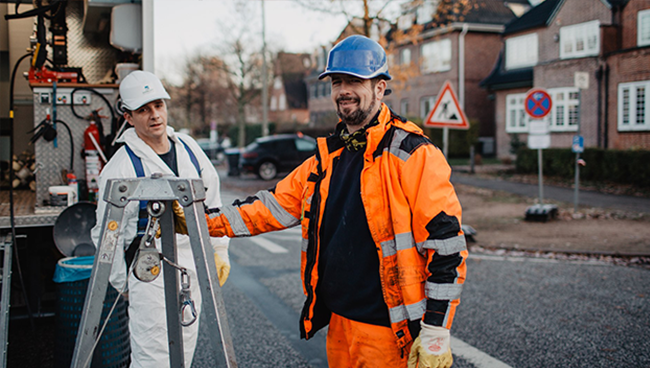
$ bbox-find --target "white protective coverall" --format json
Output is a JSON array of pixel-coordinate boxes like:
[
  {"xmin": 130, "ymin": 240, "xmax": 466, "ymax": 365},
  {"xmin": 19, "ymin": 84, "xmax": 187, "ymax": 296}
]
[{"xmin": 91, "ymin": 126, "xmax": 229, "ymax": 368}]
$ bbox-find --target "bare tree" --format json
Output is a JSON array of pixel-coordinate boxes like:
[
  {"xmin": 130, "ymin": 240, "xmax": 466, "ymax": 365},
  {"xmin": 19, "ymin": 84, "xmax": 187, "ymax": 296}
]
[
  {"xmin": 165, "ymin": 54, "xmax": 233, "ymax": 136},
  {"xmin": 211, "ymin": 0, "xmax": 276, "ymax": 148}
]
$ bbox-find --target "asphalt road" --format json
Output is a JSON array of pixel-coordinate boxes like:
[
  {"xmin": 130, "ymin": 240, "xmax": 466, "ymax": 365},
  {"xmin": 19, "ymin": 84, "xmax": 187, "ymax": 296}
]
[{"xmin": 191, "ymin": 188, "xmax": 650, "ymax": 368}]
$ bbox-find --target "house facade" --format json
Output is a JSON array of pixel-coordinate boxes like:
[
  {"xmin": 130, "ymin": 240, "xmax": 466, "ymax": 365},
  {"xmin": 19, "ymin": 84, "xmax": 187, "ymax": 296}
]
[
  {"xmin": 482, "ymin": 0, "xmax": 650, "ymax": 159},
  {"xmin": 269, "ymin": 52, "xmax": 312, "ymax": 129},
  {"xmin": 384, "ymin": 0, "xmax": 515, "ymax": 156},
  {"xmin": 305, "ymin": 0, "xmax": 515, "ymax": 155}
]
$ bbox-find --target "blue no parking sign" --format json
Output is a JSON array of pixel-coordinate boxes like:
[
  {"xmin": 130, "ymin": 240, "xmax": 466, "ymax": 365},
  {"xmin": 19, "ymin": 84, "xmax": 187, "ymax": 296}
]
[
  {"xmin": 572, "ymin": 135, "xmax": 584, "ymax": 153},
  {"xmin": 525, "ymin": 89, "xmax": 553, "ymax": 119}
]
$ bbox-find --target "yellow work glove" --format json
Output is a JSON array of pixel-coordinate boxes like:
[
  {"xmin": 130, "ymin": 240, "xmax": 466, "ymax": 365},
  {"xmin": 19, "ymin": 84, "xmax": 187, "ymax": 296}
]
[
  {"xmin": 172, "ymin": 200, "xmax": 188, "ymax": 235},
  {"xmin": 408, "ymin": 322, "xmax": 453, "ymax": 368},
  {"xmin": 214, "ymin": 252, "xmax": 230, "ymax": 287},
  {"xmin": 154, "ymin": 201, "xmax": 188, "ymax": 238}
]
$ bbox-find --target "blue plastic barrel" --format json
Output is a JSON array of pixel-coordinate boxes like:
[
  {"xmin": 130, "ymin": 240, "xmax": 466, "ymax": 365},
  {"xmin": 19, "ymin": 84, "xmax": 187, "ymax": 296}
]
[{"xmin": 53, "ymin": 256, "xmax": 130, "ymax": 368}]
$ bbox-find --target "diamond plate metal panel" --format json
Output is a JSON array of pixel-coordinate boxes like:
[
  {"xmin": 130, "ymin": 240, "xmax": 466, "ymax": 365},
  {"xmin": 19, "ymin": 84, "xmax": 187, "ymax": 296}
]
[
  {"xmin": 64, "ymin": 0, "xmax": 121, "ymax": 84},
  {"xmin": 33, "ymin": 87, "xmax": 118, "ymax": 208}
]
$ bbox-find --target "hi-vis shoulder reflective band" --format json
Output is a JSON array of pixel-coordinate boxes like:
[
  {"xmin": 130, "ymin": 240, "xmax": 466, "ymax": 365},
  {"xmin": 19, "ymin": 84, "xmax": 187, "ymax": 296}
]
[{"xmin": 124, "ymin": 138, "xmax": 201, "ymax": 236}]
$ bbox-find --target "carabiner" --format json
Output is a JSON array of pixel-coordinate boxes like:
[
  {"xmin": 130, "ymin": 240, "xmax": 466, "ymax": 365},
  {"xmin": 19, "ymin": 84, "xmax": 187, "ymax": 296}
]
[
  {"xmin": 179, "ymin": 269, "xmax": 197, "ymax": 326},
  {"xmin": 180, "ymin": 299, "xmax": 197, "ymax": 327}
]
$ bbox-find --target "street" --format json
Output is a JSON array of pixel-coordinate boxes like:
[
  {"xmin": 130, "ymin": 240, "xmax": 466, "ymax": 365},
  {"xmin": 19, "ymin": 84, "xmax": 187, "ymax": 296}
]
[{"xmin": 191, "ymin": 189, "xmax": 650, "ymax": 368}]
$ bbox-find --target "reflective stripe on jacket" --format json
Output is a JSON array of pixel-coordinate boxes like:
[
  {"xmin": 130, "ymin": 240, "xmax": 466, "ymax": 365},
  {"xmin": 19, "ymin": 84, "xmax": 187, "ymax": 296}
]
[{"xmin": 207, "ymin": 103, "xmax": 467, "ymax": 348}]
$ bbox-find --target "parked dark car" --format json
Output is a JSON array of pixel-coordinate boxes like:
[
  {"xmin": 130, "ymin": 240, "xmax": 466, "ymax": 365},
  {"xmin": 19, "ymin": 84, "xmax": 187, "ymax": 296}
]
[
  {"xmin": 196, "ymin": 138, "xmax": 225, "ymax": 164},
  {"xmin": 240, "ymin": 133, "xmax": 317, "ymax": 180}
]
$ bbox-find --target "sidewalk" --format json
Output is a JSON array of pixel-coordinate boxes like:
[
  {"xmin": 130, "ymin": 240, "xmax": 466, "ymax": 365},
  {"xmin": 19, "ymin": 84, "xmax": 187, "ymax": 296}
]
[
  {"xmin": 450, "ymin": 171, "xmax": 650, "ymax": 215},
  {"xmin": 217, "ymin": 165, "xmax": 650, "ymax": 260}
]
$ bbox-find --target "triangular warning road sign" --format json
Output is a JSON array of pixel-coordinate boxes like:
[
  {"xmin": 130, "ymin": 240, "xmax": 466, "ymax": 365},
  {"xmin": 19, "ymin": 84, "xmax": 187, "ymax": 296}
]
[{"xmin": 424, "ymin": 81, "xmax": 469, "ymax": 130}]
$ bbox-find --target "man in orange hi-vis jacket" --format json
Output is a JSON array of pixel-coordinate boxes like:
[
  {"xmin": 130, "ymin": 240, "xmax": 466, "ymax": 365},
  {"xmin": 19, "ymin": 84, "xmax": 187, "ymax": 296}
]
[{"xmin": 204, "ymin": 35, "xmax": 467, "ymax": 368}]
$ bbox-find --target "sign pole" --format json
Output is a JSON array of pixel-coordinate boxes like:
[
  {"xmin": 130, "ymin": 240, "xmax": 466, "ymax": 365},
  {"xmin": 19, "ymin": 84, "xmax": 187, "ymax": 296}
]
[
  {"xmin": 538, "ymin": 148, "xmax": 544, "ymax": 205},
  {"xmin": 573, "ymin": 72, "xmax": 588, "ymax": 213},
  {"xmin": 443, "ymin": 127, "xmax": 449, "ymax": 158},
  {"xmin": 574, "ymin": 89, "xmax": 582, "ymax": 212},
  {"xmin": 523, "ymin": 88, "xmax": 557, "ymax": 221}
]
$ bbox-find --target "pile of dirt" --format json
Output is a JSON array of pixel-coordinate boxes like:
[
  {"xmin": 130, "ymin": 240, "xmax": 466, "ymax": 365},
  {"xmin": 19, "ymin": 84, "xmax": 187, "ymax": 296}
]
[{"xmin": 455, "ymin": 183, "xmax": 650, "ymax": 258}]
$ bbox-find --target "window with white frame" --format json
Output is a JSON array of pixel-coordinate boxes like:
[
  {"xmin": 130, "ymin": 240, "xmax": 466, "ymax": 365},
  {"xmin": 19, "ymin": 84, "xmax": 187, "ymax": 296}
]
[
  {"xmin": 420, "ymin": 38, "xmax": 451, "ymax": 73},
  {"xmin": 505, "ymin": 93, "xmax": 529, "ymax": 133},
  {"xmin": 618, "ymin": 80, "xmax": 649, "ymax": 131},
  {"xmin": 505, "ymin": 88, "xmax": 580, "ymax": 133},
  {"xmin": 273, "ymin": 77, "xmax": 282, "ymax": 90},
  {"xmin": 638, "ymin": 9, "xmax": 650, "ymax": 47},
  {"xmin": 560, "ymin": 20, "xmax": 600, "ymax": 59},
  {"xmin": 549, "ymin": 88, "xmax": 580, "ymax": 131},
  {"xmin": 270, "ymin": 96, "xmax": 277, "ymax": 111},
  {"xmin": 420, "ymin": 96, "xmax": 436, "ymax": 119},
  {"xmin": 505, "ymin": 33, "xmax": 538, "ymax": 70},
  {"xmin": 401, "ymin": 48, "xmax": 411, "ymax": 65},
  {"xmin": 401, "ymin": 99, "xmax": 409, "ymax": 116},
  {"xmin": 279, "ymin": 93, "xmax": 287, "ymax": 111}
]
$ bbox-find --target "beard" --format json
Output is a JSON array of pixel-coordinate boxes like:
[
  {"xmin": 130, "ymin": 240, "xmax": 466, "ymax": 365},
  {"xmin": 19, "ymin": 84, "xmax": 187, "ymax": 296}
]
[{"xmin": 336, "ymin": 94, "xmax": 376, "ymax": 128}]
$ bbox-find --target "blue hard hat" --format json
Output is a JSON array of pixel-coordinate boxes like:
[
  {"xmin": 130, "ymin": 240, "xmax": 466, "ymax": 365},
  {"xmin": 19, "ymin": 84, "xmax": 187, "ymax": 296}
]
[{"xmin": 319, "ymin": 35, "xmax": 392, "ymax": 81}]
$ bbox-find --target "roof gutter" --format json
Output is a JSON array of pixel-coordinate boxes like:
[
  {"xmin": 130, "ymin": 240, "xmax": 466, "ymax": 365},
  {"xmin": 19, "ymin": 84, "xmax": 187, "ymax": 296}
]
[
  {"xmin": 459, "ymin": 23, "xmax": 469, "ymax": 109},
  {"xmin": 417, "ymin": 22, "xmax": 504, "ymax": 41}
]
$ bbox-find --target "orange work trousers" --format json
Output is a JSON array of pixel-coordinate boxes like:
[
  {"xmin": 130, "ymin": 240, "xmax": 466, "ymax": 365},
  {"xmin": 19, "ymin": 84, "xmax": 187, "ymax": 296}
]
[{"xmin": 326, "ymin": 313, "xmax": 411, "ymax": 368}]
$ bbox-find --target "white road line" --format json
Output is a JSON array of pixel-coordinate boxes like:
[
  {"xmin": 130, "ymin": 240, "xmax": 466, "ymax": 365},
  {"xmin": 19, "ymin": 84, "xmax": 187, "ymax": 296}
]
[
  {"xmin": 469, "ymin": 253, "xmax": 609, "ymax": 266},
  {"xmin": 452, "ymin": 337, "xmax": 513, "ymax": 368},
  {"xmin": 249, "ymin": 236, "xmax": 289, "ymax": 253}
]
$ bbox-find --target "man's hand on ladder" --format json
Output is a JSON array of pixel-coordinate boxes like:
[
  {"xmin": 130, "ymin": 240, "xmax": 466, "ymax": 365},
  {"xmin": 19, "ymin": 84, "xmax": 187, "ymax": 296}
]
[
  {"xmin": 154, "ymin": 200, "xmax": 188, "ymax": 237},
  {"xmin": 172, "ymin": 200, "xmax": 188, "ymax": 235}
]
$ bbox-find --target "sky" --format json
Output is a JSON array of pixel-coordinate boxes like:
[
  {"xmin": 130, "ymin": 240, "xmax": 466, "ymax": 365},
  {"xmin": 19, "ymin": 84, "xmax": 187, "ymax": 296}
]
[{"xmin": 154, "ymin": 0, "xmax": 403, "ymax": 85}]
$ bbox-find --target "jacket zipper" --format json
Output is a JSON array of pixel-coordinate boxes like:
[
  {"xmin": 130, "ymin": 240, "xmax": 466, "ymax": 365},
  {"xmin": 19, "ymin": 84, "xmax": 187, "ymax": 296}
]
[{"xmin": 299, "ymin": 149, "xmax": 324, "ymax": 339}]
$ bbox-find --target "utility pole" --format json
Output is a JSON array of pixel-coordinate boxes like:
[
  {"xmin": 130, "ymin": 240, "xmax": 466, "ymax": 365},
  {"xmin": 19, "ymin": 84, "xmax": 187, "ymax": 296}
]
[{"xmin": 261, "ymin": 0, "xmax": 269, "ymax": 137}]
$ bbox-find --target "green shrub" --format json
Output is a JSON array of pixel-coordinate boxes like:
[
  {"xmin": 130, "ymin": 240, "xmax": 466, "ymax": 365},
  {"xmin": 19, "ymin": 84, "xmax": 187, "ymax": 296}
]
[{"xmin": 515, "ymin": 148, "xmax": 650, "ymax": 188}]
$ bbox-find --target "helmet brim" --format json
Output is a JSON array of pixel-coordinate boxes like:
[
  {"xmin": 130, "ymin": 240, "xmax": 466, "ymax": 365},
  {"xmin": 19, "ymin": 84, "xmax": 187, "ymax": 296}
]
[
  {"xmin": 318, "ymin": 70, "xmax": 392, "ymax": 81},
  {"xmin": 122, "ymin": 92, "xmax": 171, "ymax": 111}
]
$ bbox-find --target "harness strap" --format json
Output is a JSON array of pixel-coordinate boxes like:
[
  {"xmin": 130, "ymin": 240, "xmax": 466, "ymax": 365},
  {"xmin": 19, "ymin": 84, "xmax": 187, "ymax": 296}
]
[{"xmin": 124, "ymin": 137, "xmax": 201, "ymax": 237}]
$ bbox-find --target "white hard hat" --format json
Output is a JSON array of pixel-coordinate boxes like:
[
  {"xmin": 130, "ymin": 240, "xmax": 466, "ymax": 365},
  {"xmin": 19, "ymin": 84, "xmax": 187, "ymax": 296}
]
[{"xmin": 119, "ymin": 70, "xmax": 171, "ymax": 111}]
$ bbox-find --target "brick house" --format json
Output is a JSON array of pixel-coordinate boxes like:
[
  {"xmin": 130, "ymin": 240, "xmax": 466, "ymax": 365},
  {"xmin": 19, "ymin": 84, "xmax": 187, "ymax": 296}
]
[
  {"xmin": 269, "ymin": 52, "xmax": 312, "ymax": 129},
  {"xmin": 481, "ymin": 0, "xmax": 650, "ymax": 160},
  {"xmin": 305, "ymin": 0, "xmax": 515, "ymax": 155},
  {"xmin": 385, "ymin": 0, "xmax": 516, "ymax": 156}
]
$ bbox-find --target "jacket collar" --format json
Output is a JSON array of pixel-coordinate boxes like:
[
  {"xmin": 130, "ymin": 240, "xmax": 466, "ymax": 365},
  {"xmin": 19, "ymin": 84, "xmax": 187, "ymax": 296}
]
[
  {"xmin": 318, "ymin": 103, "xmax": 425, "ymax": 169},
  {"xmin": 117, "ymin": 126, "xmax": 183, "ymax": 176},
  {"xmin": 364, "ymin": 103, "xmax": 424, "ymax": 155}
]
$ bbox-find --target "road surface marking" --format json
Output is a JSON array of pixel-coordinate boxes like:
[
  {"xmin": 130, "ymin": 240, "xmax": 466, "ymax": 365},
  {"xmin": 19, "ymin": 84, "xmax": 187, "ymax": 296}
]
[
  {"xmin": 452, "ymin": 337, "xmax": 513, "ymax": 368},
  {"xmin": 469, "ymin": 253, "xmax": 609, "ymax": 266},
  {"xmin": 249, "ymin": 237, "xmax": 288, "ymax": 253}
]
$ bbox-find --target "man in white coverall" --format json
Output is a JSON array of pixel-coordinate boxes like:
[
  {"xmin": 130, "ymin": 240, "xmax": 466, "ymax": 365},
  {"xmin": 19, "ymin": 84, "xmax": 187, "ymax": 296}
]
[{"xmin": 91, "ymin": 71, "xmax": 230, "ymax": 367}]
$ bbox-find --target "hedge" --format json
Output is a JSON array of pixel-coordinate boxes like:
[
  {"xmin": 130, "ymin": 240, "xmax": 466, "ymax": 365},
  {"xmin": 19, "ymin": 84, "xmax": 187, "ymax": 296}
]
[{"xmin": 515, "ymin": 147, "xmax": 650, "ymax": 188}]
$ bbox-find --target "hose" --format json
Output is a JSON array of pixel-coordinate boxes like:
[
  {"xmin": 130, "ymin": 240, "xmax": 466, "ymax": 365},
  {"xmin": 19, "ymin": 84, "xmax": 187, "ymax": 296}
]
[
  {"xmin": 70, "ymin": 87, "xmax": 117, "ymax": 156},
  {"xmin": 55, "ymin": 120, "xmax": 74, "ymax": 172},
  {"xmin": 7, "ymin": 53, "xmax": 36, "ymax": 329}
]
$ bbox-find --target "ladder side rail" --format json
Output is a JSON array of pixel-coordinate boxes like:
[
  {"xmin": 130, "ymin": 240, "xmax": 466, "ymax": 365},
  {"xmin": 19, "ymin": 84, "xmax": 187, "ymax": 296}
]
[
  {"xmin": 181, "ymin": 181, "xmax": 237, "ymax": 368},
  {"xmin": 0, "ymin": 235, "xmax": 13, "ymax": 368},
  {"xmin": 159, "ymin": 203, "xmax": 185, "ymax": 367},
  {"xmin": 71, "ymin": 178, "xmax": 130, "ymax": 368}
]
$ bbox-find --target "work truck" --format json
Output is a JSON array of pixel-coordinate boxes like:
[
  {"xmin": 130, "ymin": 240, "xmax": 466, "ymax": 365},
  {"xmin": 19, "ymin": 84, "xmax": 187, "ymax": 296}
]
[{"xmin": 1, "ymin": 1, "xmax": 157, "ymax": 365}]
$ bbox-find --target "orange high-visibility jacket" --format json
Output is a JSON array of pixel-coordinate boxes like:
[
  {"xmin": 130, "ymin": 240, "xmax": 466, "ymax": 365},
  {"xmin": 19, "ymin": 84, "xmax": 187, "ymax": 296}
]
[{"xmin": 207, "ymin": 104, "xmax": 468, "ymax": 349}]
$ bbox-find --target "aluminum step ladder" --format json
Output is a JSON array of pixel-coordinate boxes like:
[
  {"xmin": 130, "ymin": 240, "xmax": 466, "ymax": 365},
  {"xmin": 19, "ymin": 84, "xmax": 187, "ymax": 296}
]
[
  {"xmin": 0, "ymin": 233, "xmax": 13, "ymax": 368},
  {"xmin": 70, "ymin": 176, "xmax": 237, "ymax": 368}
]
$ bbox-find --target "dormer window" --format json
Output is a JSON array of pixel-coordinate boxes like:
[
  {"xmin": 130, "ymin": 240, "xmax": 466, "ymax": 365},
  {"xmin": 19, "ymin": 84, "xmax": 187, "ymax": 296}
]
[
  {"xmin": 560, "ymin": 20, "xmax": 600, "ymax": 59},
  {"xmin": 420, "ymin": 38, "xmax": 451, "ymax": 73},
  {"xmin": 639, "ymin": 9, "xmax": 650, "ymax": 47},
  {"xmin": 505, "ymin": 33, "xmax": 538, "ymax": 70}
]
